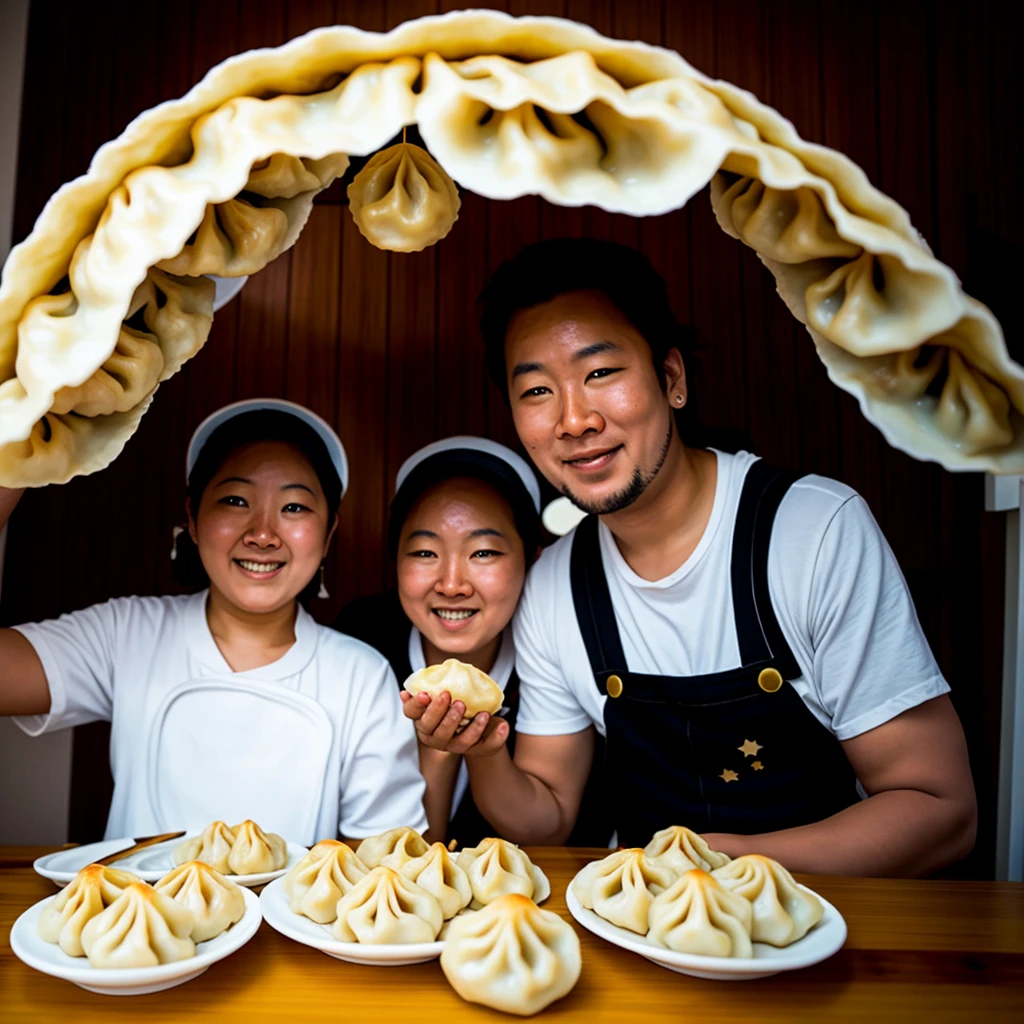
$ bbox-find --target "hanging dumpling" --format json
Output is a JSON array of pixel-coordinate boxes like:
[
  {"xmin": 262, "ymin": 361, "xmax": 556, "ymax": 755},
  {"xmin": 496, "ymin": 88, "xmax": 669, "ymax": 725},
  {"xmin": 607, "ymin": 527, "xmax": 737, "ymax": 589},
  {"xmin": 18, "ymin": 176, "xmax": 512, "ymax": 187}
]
[
  {"xmin": 80, "ymin": 882, "xmax": 196, "ymax": 968},
  {"xmin": 643, "ymin": 825, "xmax": 731, "ymax": 875},
  {"xmin": 347, "ymin": 141, "xmax": 460, "ymax": 253},
  {"xmin": 399, "ymin": 842, "xmax": 473, "ymax": 919},
  {"xmin": 647, "ymin": 870, "xmax": 753, "ymax": 958},
  {"xmin": 355, "ymin": 827, "xmax": 429, "ymax": 870},
  {"xmin": 173, "ymin": 821, "xmax": 237, "ymax": 874},
  {"xmin": 154, "ymin": 861, "xmax": 246, "ymax": 943},
  {"xmin": 37, "ymin": 863, "xmax": 140, "ymax": 957},
  {"xmin": 571, "ymin": 847, "xmax": 677, "ymax": 935},
  {"xmin": 332, "ymin": 866, "xmax": 443, "ymax": 944},
  {"xmin": 457, "ymin": 837, "xmax": 550, "ymax": 909},
  {"xmin": 228, "ymin": 820, "xmax": 288, "ymax": 874},
  {"xmin": 283, "ymin": 839, "xmax": 370, "ymax": 923},
  {"xmin": 711, "ymin": 854, "xmax": 824, "ymax": 946},
  {"xmin": 404, "ymin": 659, "xmax": 503, "ymax": 728},
  {"xmin": 440, "ymin": 894, "xmax": 582, "ymax": 1016}
]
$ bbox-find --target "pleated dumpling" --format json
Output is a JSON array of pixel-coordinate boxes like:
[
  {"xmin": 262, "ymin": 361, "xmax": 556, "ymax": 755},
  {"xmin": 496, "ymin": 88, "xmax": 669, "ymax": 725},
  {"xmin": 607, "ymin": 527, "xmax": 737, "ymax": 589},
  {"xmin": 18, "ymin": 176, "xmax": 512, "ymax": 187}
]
[
  {"xmin": 332, "ymin": 866, "xmax": 443, "ymax": 944},
  {"xmin": 571, "ymin": 848, "xmax": 677, "ymax": 935},
  {"xmin": 228, "ymin": 820, "xmax": 288, "ymax": 874},
  {"xmin": 37, "ymin": 864, "xmax": 139, "ymax": 957},
  {"xmin": 404, "ymin": 659, "xmax": 503, "ymax": 727},
  {"xmin": 173, "ymin": 821, "xmax": 236, "ymax": 874},
  {"xmin": 644, "ymin": 825, "xmax": 731, "ymax": 875},
  {"xmin": 458, "ymin": 838, "xmax": 550, "ymax": 909},
  {"xmin": 348, "ymin": 142, "xmax": 461, "ymax": 253},
  {"xmin": 647, "ymin": 870, "xmax": 753, "ymax": 958},
  {"xmin": 440, "ymin": 894, "xmax": 582, "ymax": 1016},
  {"xmin": 154, "ymin": 861, "xmax": 246, "ymax": 943},
  {"xmin": 399, "ymin": 842, "xmax": 472, "ymax": 919},
  {"xmin": 283, "ymin": 839, "xmax": 370, "ymax": 923},
  {"xmin": 711, "ymin": 854, "xmax": 824, "ymax": 946},
  {"xmin": 355, "ymin": 827, "xmax": 429, "ymax": 870},
  {"xmin": 81, "ymin": 882, "xmax": 196, "ymax": 968}
]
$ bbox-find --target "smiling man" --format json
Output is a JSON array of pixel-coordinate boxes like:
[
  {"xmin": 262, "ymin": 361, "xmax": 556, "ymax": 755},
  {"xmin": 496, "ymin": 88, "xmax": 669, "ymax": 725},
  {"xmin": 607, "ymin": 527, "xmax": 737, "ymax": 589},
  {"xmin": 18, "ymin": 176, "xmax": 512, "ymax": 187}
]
[{"xmin": 404, "ymin": 238, "xmax": 978, "ymax": 878}]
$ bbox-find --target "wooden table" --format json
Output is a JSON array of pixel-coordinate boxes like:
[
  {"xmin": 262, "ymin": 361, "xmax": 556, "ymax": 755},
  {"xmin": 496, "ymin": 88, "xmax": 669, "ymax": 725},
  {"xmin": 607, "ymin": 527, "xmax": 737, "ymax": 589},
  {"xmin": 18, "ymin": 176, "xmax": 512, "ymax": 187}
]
[{"xmin": 2, "ymin": 846, "xmax": 1023, "ymax": 1022}]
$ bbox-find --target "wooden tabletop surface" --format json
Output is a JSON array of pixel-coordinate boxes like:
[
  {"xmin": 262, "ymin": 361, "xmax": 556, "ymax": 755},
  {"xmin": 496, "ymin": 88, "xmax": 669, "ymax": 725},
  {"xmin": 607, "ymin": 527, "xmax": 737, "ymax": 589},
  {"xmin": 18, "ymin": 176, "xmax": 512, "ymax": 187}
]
[{"xmin": 2, "ymin": 845, "xmax": 1023, "ymax": 1022}]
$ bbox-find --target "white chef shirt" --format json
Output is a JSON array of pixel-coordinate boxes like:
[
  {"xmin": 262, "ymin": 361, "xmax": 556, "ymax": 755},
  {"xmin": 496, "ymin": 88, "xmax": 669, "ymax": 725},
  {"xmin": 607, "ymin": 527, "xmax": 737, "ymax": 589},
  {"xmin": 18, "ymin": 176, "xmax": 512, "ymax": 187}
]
[
  {"xmin": 12, "ymin": 591, "xmax": 427, "ymax": 841},
  {"xmin": 406, "ymin": 624, "xmax": 516, "ymax": 817},
  {"xmin": 513, "ymin": 451, "xmax": 949, "ymax": 741}
]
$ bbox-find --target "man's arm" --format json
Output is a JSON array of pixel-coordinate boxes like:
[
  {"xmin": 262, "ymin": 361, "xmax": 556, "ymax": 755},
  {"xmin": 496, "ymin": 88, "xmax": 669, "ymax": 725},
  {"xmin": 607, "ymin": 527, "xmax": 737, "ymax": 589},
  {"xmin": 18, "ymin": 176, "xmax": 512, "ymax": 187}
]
[
  {"xmin": 401, "ymin": 689, "xmax": 595, "ymax": 844},
  {"xmin": 703, "ymin": 696, "xmax": 976, "ymax": 876}
]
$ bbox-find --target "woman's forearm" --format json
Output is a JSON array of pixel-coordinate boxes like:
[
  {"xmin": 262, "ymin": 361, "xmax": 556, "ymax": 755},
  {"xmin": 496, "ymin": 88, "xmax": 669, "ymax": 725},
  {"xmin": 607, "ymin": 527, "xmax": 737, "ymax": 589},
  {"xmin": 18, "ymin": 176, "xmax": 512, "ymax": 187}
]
[
  {"xmin": 704, "ymin": 788, "xmax": 977, "ymax": 877},
  {"xmin": 0, "ymin": 487, "xmax": 24, "ymax": 532},
  {"xmin": 418, "ymin": 747, "xmax": 461, "ymax": 844},
  {"xmin": 465, "ymin": 746, "xmax": 572, "ymax": 845}
]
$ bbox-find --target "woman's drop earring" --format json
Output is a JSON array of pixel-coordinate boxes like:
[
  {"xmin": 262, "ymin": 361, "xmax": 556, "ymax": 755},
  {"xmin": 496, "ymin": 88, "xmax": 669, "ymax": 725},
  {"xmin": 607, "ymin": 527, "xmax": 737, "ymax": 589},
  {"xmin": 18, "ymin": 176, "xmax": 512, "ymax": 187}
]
[{"xmin": 317, "ymin": 563, "xmax": 330, "ymax": 600}]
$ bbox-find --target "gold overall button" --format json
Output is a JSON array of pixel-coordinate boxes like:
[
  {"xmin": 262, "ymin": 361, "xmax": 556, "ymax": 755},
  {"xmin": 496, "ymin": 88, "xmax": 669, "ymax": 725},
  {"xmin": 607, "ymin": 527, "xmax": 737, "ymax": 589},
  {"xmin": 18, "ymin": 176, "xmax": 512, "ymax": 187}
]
[
  {"xmin": 758, "ymin": 667, "xmax": 783, "ymax": 693},
  {"xmin": 607, "ymin": 674, "xmax": 624, "ymax": 698}
]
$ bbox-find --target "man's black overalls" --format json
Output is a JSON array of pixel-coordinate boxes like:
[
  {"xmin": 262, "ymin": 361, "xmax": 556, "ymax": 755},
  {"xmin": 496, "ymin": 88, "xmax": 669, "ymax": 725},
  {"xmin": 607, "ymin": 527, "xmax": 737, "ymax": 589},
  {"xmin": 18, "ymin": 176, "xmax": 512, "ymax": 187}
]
[{"xmin": 569, "ymin": 459, "xmax": 861, "ymax": 849}]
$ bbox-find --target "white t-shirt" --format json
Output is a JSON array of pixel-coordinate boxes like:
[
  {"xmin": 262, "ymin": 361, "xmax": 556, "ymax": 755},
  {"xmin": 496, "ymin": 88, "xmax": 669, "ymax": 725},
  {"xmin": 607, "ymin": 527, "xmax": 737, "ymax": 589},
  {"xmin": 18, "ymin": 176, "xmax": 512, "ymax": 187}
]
[
  {"xmin": 513, "ymin": 451, "xmax": 949, "ymax": 742},
  {"xmin": 13, "ymin": 591, "xmax": 427, "ymax": 842},
  {"xmin": 406, "ymin": 624, "xmax": 516, "ymax": 818}
]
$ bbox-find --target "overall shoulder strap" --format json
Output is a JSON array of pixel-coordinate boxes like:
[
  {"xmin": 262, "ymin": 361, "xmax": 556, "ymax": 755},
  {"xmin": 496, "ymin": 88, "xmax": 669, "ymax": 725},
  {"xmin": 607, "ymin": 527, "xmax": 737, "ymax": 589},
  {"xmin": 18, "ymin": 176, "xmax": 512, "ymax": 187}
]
[
  {"xmin": 570, "ymin": 516, "xmax": 627, "ymax": 686},
  {"xmin": 730, "ymin": 459, "xmax": 803, "ymax": 678}
]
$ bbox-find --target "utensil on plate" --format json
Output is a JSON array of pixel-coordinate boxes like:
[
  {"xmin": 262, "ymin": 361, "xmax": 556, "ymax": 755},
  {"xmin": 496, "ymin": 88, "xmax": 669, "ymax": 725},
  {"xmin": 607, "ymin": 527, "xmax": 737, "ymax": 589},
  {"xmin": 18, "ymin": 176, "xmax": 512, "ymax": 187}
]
[{"xmin": 93, "ymin": 831, "xmax": 185, "ymax": 866}]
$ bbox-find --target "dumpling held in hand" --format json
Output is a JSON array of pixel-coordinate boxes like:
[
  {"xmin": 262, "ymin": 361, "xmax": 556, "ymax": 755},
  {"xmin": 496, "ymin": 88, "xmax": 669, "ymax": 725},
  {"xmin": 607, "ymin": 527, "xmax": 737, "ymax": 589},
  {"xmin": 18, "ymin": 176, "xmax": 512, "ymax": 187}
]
[
  {"xmin": 404, "ymin": 659, "xmax": 503, "ymax": 728},
  {"xmin": 441, "ymin": 894, "xmax": 582, "ymax": 1016},
  {"xmin": 81, "ymin": 882, "xmax": 196, "ymax": 968}
]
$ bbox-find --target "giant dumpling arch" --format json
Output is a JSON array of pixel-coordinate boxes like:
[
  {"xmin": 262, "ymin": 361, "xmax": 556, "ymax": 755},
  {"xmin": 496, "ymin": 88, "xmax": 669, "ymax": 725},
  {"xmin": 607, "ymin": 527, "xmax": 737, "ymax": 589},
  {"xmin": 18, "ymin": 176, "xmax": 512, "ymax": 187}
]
[{"xmin": 1, "ymin": 9, "xmax": 1021, "ymax": 486}]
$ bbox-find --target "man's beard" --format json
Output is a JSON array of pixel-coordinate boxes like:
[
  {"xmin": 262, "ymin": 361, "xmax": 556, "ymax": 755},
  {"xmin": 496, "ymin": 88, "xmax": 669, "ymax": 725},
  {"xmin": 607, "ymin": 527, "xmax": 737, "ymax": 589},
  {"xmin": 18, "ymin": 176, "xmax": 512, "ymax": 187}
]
[{"xmin": 561, "ymin": 416, "xmax": 674, "ymax": 516}]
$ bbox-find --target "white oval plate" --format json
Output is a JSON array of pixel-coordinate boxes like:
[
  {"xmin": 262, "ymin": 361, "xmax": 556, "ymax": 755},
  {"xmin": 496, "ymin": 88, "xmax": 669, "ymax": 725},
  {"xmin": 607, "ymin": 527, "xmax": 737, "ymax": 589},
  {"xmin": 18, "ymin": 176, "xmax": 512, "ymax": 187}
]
[
  {"xmin": 566, "ymin": 874, "xmax": 846, "ymax": 981},
  {"xmin": 259, "ymin": 876, "xmax": 444, "ymax": 966},
  {"xmin": 34, "ymin": 837, "xmax": 308, "ymax": 888},
  {"xmin": 9, "ymin": 885, "xmax": 262, "ymax": 995}
]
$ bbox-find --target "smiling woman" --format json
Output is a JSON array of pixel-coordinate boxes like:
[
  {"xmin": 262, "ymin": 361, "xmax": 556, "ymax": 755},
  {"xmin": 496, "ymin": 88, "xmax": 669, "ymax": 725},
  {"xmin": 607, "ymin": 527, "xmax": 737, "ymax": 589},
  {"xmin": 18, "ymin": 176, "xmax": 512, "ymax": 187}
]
[{"xmin": 0, "ymin": 399, "xmax": 428, "ymax": 845}]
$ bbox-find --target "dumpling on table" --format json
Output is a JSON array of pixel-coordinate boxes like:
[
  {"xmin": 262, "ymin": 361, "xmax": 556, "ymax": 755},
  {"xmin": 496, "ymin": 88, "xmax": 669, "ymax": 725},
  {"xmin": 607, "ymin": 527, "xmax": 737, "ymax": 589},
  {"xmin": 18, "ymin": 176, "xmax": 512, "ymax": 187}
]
[
  {"xmin": 228, "ymin": 820, "xmax": 287, "ymax": 874},
  {"xmin": 399, "ymin": 842, "xmax": 472, "ymax": 919},
  {"xmin": 154, "ymin": 861, "xmax": 246, "ymax": 943},
  {"xmin": 458, "ymin": 837, "xmax": 550, "ymax": 909},
  {"xmin": 332, "ymin": 866, "xmax": 443, "ymax": 944},
  {"xmin": 37, "ymin": 864, "xmax": 139, "ymax": 956},
  {"xmin": 173, "ymin": 821, "xmax": 236, "ymax": 874},
  {"xmin": 81, "ymin": 882, "xmax": 196, "ymax": 968},
  {"xmin": 403, "ymin": 659, "xmax": 503, "ymax": 728},
  {"xmin": 647, "ymin": 870, "xmax": 753, "ymax": 958},
  {"xmin": 440, "ymin": 894, "xmax": 582, "ymax": 1016},
  {"xmin": 711, "ymin": 854, "xmax": 824, "ymax": 946},
  {"xmin": 643, "ymin": 825, "xmax": 731, "ymax": 875},
  {"xmin": 284, "ymin": 839, "xmax": 370, "ymax": 923},
  {"xmin": 355, "ymin": 826, "xmax": 429, "ymax": 870},
  {"xmin": 571, "ymin": 848, "xmax": 677, "ymax": 935}
]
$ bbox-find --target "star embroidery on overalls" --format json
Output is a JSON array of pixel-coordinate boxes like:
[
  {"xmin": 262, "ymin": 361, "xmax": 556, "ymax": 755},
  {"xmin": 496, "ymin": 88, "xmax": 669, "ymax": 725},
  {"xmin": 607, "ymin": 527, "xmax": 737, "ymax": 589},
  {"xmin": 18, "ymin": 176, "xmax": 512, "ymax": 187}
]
[
  {"xmin": 738, "ymin": 739, "xmax": 762, "ymax": 758},
  {"xmin": 720, "ymin": 769, "xmax": 739, "ymax": 783},
  {"xmin": 751, "ymin": 761, "xmax": 764, "ymax": 771}
]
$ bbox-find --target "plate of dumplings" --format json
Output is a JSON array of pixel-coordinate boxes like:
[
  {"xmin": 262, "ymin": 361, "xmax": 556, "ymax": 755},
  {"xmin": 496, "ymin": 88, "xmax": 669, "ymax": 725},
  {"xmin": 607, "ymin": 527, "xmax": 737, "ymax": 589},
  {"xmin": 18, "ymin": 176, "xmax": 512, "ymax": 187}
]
[
  {"xmin": 10, "ymin": 861, "xmax": 262, "ymax": 995},
  {"xmin": 567, "ymin": 826, "xmax": 847, "ymax": 981},
  {"xmin": 34, "ymin": 819, "xmax": 307, "ymax": 887},
  {"xmin": 260, "ymin": 828, "xmax": 553, "ymax": 967}
]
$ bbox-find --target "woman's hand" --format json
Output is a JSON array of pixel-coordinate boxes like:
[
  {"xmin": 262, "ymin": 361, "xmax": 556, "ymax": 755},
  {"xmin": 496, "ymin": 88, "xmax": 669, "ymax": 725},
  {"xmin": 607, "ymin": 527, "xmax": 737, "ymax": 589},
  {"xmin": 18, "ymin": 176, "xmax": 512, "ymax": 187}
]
[{"xmin": 400, "ymin": 689, "xmax": 509, "ymax": 757}]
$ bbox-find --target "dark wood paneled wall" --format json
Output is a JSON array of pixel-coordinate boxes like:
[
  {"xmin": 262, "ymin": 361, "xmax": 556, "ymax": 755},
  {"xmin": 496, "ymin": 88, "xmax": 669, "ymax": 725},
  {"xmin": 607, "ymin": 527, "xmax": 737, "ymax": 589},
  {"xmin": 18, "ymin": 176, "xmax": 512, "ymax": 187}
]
[{"xmin": 2, "ymin": 0, "xmax": 1018, "ymax": 876}]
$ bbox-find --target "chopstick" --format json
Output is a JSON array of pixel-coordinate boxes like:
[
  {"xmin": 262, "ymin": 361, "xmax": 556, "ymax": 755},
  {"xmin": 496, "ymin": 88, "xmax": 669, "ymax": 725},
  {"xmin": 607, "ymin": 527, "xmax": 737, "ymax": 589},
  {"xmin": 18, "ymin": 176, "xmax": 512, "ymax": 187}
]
[{"xmin": 93, "ymin": 831, "xmax": 186, "ymax": 866}]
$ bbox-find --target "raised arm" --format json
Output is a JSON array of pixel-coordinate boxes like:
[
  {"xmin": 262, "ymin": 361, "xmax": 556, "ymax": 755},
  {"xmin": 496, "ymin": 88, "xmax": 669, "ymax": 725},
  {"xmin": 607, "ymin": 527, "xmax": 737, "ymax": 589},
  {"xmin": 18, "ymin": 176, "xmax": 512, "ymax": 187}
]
[{"xmin": 0, "ymin": 487, "xmax": 51, "ymax": 716}]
